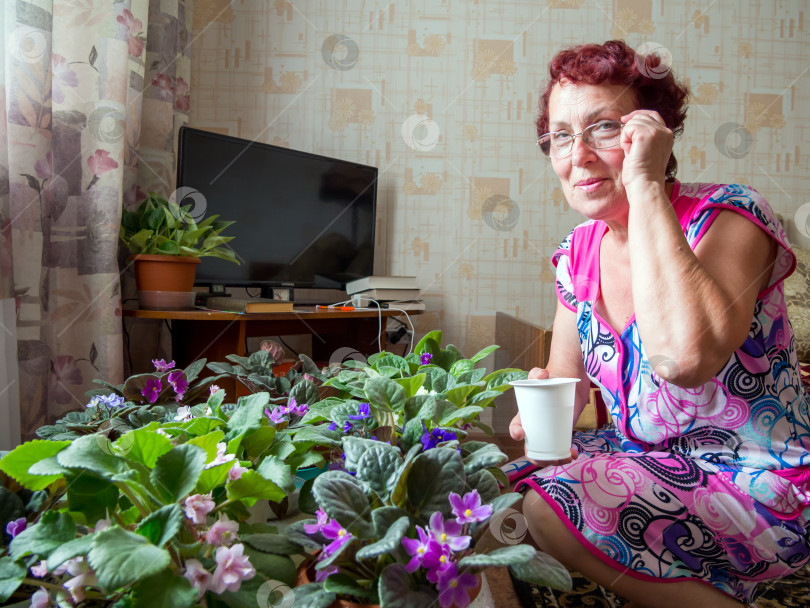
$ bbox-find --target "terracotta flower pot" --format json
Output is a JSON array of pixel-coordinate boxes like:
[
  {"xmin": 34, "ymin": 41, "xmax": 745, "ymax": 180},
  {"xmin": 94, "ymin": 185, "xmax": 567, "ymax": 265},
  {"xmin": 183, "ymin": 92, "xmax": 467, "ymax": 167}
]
[
  {"xmin": 295, "ymin": 560, "xmax": 487, "ymax": 608},
  {"xmin": 132, "ymin": 254, "xmax": 200, "ymax": 292}
]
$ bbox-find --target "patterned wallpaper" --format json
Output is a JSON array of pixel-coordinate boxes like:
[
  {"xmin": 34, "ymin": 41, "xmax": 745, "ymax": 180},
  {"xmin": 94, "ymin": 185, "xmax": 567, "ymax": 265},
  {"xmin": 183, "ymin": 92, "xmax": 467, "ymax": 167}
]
[{"xmin": 188, "ymin": 0, "xmax": 809, "ymax": 361}]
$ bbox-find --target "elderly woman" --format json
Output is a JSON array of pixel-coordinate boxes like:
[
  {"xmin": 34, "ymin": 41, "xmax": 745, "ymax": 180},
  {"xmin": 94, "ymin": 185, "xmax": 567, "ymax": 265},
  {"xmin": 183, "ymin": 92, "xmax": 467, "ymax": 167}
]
[{"xmin": 510, "ymin": 40, "xmax": 810, "ymax": 607}]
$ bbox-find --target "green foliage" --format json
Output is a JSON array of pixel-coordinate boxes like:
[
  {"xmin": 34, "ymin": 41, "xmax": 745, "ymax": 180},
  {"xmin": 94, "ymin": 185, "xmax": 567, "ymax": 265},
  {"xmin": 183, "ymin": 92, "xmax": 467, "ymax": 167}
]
[{"xmin": 120, "ymin": 191, "xmax": 239, "ymax": 262}]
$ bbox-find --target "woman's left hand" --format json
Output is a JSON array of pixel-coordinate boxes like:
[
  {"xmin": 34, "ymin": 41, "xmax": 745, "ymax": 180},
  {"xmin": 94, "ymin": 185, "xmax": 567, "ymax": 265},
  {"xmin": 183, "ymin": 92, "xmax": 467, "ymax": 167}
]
[{"xmin": 619, "ymin": 109, "xmax": 673, "ymax": 192}]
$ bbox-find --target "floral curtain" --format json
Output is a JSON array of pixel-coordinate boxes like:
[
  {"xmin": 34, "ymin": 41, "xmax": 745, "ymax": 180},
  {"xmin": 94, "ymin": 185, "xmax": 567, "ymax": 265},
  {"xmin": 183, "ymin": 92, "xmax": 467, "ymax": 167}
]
[{"xmin": 0, "ymin": 0, "xmax": 192, "ymax": 444}]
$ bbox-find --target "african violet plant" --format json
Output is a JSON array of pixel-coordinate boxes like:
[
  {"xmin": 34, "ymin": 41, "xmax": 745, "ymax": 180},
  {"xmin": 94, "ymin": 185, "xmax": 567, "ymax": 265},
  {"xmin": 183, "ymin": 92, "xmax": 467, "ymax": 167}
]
[
  {"xmin": 0, "ymin": 388, "xmax": 333, "ymax": 607},
  {"xmin": 262, "ymin": 438, "xmax": 572, "ymax": 607}
]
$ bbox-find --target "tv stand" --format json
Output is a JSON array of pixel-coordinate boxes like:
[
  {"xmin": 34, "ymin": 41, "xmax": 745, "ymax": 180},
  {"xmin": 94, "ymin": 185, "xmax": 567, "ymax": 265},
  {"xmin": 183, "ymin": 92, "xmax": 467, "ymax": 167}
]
[{"xmin": 123, "ymin": 306, "xmax": 418, "ymax": 384}]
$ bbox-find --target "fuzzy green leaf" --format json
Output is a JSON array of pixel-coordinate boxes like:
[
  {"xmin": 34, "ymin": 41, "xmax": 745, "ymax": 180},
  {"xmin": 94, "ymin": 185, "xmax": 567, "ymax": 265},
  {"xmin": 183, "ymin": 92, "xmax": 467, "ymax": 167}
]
[
  {"xmin": 257, "ymin": 455, "xmax": 295, "ymax": 493},
  {"xmin": 311, "ymin": 471, "xmax": 374, "ymax": 538},
  {"xmin": 363, "ymin": 376, "xmax": 406, "ymax": 413},
  {"xmin": 130, "ymin": 567, "xmax": 197, "ymax": 608},
  {"xmin": 462, "ymin": 443, "xmax": 509, "ymax": 475},
  {"xmin": 509, "ymin": 551, "xmax": 573, "ymax": 590},
  {"xmin": 56, "ymin": 434, "xmax": 128, "ymax": 478},
  {"xmin": 226, "ymin": 470, "xmax": 285, "ymax": 504},
  {"xmin": 458, "ymin": 544, "xmax": 536, "ymax": 568},
  {"xmin": 0, "ymin": 557, "xmax": 26, "ymax": 602},
  {"xmin": 0, "ymin": 440, "xmax": 70, "ymax": 490},
  {"xmin": 136, "ymin": 504, "xmax": 183, "ymax": 547},
  {"xmin": 406, "ymin": 447, "xmax": 466, "ymax": 517},
  {"xmin": 88, "ymin": 526, "xmax": 171, "ymax": 590},
  {"xmin": 354, "ymin": 445, "xmax": 402, "ymax": 501},
  {"xmin": 242, "ymin": 533, "xmax": 302, "ymax": 555},
  {"xmin": 46, "ymin": 534, "xmax": 95, "ymax": 572},
  {"xmin": 9, "ymin": 510, "xmax": 76, "ymax": 560},
  {"xmin": 356, "ymin": 516, "xmax": 409, "ymax": 560},
  {"xmin": 119, "ymin": 425, "xmax": 173, "ymax": 468},
  {"xmin": 378, "ymin": 563, "xmax": 436, "ymax": 608},
  {"xmin": 150, "ymin": 444, "xmax": 207, "ymax": 503},
  {"xmin": 65, "ymin": 471, "xmax": 119, "ymax": 523},
  {"xmin": 225, "ymin": 393, "xmax": 270, "ymax": 439}
]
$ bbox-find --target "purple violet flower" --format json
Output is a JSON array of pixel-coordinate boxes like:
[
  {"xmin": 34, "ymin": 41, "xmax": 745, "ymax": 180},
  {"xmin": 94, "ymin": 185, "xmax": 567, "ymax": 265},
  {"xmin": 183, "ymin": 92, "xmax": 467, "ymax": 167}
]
[
  {"xmin": 267, "ymin": 407, "xmax": 286, "ymax": 424},
  {"xmin": 420, "ymin": 352, "xmax": 433, "ymax": 365},
  {"xmin": 5, "ymin": 517, "xmax": 26, "ymax": 538},
  {"xmin": 343, "ymin": 420, "xmax": 353, "ymax": 433},
  {"xmin": 348, "ymin": 402, "xmax": 371, "ymax": 420},
  {"xmin": 99, "ymin": 394, "xmax": 125, "ymax": 407},
  {"xmin": 424, "ymin": 542, "xmax": 453, "ymax": 583},
  {"xmin": 428, "ymin": 511, "xmax": 470, "ymax": 551},
  {"xmin": 437, "ymin": 562, "xmax": 478, "ymax": 608},
  {"xmin": 304, "ymin": 508, "xmax": 329, "ymax": 535},
  {"xmin": 402, "ymin": 526, "xmax": 443, "ymax": 573},
  {"xmin": 328, "ymin": 421, "xmax": 337, "ymax": 431},
  {"xmin": 449, "ymin": 490, "xmax": 493, "ymax": 524},
  {"xmin": 142, "ymin": 377, "xmax": 161, "ymax": 403},
  {"xmin": 421, "ymin": 425, "xmax": 457, "ymax": 451},
  {"xmin": 152, "ymin": 359, "xmax": 175, "ymax": 372},
  {"xmin": 315, "ymin": 565, "xmax": 339, "ymax": 582},
  {"xmin": 321, "ymin": 519, "xmax": 354, "ymax": 556},
  {"xmin": 167, "ymin": 370, "xmax": 188, "ymax": 401}
]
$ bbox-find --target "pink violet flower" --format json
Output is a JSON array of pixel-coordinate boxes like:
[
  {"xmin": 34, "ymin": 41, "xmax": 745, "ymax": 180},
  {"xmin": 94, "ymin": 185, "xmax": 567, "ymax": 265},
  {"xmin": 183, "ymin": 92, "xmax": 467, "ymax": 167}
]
[
  {"xmin": 428, "ymin": 511, "xmax": 470, "ymax": 551},
  {"xmin": 152, "ymin": 358, "xmax": 175, "ymax": 372},
  {"xmin": 207, "ymin": 517, "xmax": 239, "ymax": 547},
  {"xmin": 209, "ymin": 384, "xmax": 221, "ymax": 395},
  {"xmin": 449, "ymin": 490, "xmax": 492, "ymax": 524},
  {"xmin": 30, "ymin": 588, "xmax": 50, "ymax": 608},
  {"xmin": 30, "ymin": 561, "xmax": 48, "ymax": 578},
  {"xmin": 315, "ymin": 564, "xmax": 339, "ymax": 582},
  {"xmin": 437, "ymin": 562, "xmax": 478, "ymax": 608},
  {"xmin": 142, "ymin": 377, "xmax": 161, "ymax": 403},
  {"xmin": 205, "ymin": 442, "xmax": 236, "ymax": 470},
  {"xmin": 5, "ymin": 517, "xmax": 26, "ymax": 538},
  {"xmin": 184, "ymin": 493, "xmax": 215, "ymax": 524},
  {"xmin": 304, "ymin": 508, "xmax": 329, "ymax": 534},
  {"xmin": 211, "ymin": 543, "xmax": 255, "ymax": 594},
  {"xmin": 424, "ymin": 542, "xmax": 453, "ymax": 583},
  {"xmin": 167, "ymin": 369, "xmax": 188, "ymax": 401},
  {"xmin": 228, "ymin": 463, "xmax": 248, "ymax": 481},
  {"xmin": 63, "ymin": 558, "xmax": 97, "ymax": 604},
  {"xmin": 183, "ymin": 559, "xmax": 211, "ymax": 599}
]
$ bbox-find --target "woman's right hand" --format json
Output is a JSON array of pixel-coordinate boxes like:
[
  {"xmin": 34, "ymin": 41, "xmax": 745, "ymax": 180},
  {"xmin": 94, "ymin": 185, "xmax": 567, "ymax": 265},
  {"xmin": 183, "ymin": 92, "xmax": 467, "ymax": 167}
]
[{"xmin": 508, "ymin": 367, "xmax": 576, "ymax": 466}]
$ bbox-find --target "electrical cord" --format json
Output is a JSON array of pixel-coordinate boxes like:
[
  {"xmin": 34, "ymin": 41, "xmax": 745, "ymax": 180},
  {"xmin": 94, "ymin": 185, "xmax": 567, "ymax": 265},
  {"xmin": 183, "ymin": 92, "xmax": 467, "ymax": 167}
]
[{"xmin": 278, "ymin": 336, "xmax": 299, "ymax": 357}]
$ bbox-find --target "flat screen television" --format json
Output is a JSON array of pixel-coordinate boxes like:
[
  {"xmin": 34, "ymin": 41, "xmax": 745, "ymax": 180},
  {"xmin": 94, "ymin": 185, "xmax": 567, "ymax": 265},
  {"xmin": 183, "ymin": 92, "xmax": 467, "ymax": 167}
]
[{"xmin": 176, "ymin": 126, "xmax": 377, "ymax": 298}]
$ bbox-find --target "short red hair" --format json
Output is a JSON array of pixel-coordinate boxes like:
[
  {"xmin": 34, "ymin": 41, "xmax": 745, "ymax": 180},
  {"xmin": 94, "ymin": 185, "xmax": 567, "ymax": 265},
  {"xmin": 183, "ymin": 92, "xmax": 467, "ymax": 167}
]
[{"xmin": 536, "ymin": 40, "xmax": 690, "ymax": 180}]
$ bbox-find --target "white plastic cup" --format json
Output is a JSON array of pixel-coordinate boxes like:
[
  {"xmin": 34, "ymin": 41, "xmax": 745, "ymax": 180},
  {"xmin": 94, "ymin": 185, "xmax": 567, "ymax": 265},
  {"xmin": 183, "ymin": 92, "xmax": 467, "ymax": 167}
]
[{"xmin": 509, "ymin": 378, "xmax": 581, "ymax": 460}]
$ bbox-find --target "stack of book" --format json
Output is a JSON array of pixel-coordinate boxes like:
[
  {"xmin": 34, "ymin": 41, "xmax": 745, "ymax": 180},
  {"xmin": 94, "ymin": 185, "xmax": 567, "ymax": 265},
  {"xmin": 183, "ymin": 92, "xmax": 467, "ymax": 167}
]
[{"xmin": 346, "ymin": 276, "xmax": 424, "ymax": 311}]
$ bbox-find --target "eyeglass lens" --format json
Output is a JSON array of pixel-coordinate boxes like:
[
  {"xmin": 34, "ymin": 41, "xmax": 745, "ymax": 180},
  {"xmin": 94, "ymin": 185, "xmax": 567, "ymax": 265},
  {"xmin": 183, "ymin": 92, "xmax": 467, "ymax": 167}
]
[{"xmin": 539, "ymin": 121, "xmax": 622, "ymax": 158}]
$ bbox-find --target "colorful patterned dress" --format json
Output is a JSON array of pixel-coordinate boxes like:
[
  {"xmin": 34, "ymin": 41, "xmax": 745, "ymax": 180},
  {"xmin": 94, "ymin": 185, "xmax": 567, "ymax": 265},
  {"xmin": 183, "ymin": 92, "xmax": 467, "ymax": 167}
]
[{"xmin": 516, "ymin": 182, "xmax": 810, "ymax": 602}]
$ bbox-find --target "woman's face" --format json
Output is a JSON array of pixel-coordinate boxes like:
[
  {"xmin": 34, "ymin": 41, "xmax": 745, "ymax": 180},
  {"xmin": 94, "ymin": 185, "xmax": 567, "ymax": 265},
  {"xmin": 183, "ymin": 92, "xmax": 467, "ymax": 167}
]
[{"xmin": 547, "ymin": 81, "xmax": 639, "ymax": 223}]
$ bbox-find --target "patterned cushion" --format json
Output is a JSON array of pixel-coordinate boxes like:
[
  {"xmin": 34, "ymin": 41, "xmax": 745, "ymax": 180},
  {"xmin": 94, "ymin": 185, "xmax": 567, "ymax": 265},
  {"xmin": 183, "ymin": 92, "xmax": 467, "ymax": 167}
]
[{"xmin": 784, "ymin": 247, "xmax": 810, "ymax": 362}]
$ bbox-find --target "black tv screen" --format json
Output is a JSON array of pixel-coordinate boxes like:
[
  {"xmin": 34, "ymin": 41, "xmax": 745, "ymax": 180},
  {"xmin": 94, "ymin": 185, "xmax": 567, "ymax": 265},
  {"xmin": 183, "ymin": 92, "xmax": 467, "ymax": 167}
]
[{"xmin": 176, "ymin": 127, "xmax": 377, "ymax": 292}]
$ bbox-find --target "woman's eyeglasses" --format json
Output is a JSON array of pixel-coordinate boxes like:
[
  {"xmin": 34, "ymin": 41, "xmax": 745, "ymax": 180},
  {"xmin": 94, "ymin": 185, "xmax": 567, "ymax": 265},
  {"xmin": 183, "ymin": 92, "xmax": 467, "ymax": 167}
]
[{"xmin": 537, "ymin": 120, "xmax": 624, "ymax": 158}]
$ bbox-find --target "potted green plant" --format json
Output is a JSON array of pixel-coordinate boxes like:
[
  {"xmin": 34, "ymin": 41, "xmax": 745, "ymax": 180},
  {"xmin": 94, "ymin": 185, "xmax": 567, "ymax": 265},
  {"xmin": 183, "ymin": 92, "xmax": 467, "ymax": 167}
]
[
  {"xmin": 0, "ymin": 382, "xmax": 334, "ymax": 607},
  {"xmin": 119, "ymin": 192, "xmax": 239, "ymax": 302}
]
